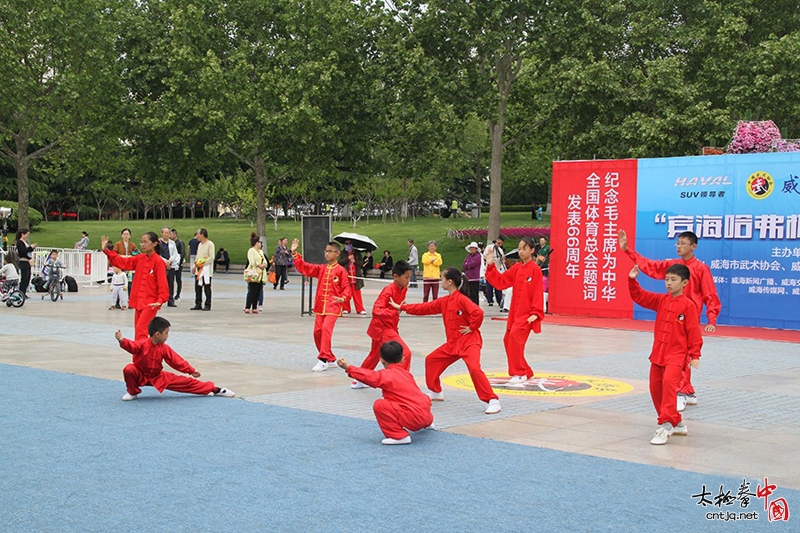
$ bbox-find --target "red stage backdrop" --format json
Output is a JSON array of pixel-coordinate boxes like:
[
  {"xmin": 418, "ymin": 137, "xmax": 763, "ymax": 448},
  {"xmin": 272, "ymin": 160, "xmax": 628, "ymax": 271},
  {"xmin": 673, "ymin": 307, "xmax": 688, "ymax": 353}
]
[{"xmin": 550, "ymin": 160, "xmax": 638, "ymax": 317}]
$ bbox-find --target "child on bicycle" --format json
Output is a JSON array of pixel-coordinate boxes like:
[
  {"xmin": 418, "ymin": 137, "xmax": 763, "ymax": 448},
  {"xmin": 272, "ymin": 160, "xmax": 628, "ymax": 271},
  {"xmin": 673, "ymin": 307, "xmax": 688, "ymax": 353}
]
[
  {"xmin": 43, "ymin": 250, "xmax": 63, "ymax": 290},
  {"xmin": 0, "ymin": 262, "xmax": 20, "ymax": 300}
]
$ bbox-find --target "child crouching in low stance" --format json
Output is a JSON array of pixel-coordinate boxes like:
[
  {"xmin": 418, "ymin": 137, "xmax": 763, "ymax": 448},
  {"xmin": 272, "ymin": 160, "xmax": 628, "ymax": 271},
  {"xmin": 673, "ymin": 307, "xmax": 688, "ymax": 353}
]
[
  {"xmin": 628, "ymin": 264, "xmax": 702, "ymax": 445},
  {"xmin": 338, "ymin": 341, "xmax": 434, "ymax": 445},
  {"xmin": 115, "ymin": 316, "xmax": 235, "ymax": 401}
]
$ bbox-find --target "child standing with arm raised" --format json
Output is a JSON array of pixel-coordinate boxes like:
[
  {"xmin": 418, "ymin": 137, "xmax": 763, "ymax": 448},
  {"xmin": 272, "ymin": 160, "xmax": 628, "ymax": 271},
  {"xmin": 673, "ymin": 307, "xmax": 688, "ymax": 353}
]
[{"xmin": 628, "ymin": 264, "xmax": 702, "ymax": 445}]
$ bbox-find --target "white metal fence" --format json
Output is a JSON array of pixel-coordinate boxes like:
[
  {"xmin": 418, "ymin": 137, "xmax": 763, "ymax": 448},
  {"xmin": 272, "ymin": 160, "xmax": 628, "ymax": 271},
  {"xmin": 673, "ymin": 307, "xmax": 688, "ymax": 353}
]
[{"xmin": 32, "ymin": 248, "xmax": 109, "ymax": 284}]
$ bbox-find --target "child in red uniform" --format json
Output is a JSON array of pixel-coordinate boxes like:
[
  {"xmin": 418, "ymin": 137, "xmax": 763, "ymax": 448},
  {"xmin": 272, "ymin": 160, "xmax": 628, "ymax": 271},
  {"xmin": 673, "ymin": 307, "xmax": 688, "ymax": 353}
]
[
  {"xmin": 351, "ymin": 260, "xmax": 414, "ymax": 389},
  {"xmin": 102, "ymin": 232, "xmax": 170, "ymax": 341},
  {"xmin": 341, "ymin": 250, "xmax": 366, "ymax": 315},
  {"xmin": 484, "ymin": 236, "xmax": 545, "ymax": 386},
  {"xmin": 628, "ymin": 264, "xmax": 702, "ymax": 445},
  {"xmin": 390, "ymin": 267, "xmax": 502, "ymax": 415},
  {"xmin": 115, "ymin": 317, "xmax": 235, "ymax": 401},
  {"xmin": 619, "ymin": 229, "xmax": 720, "ymax": 410},
  {"xmin": 290, "ymin": 239, "xmax": 352, "ymax": 371},
  {"xmin": 338, "ymin": 340, "xmax": 434, "ymax": 445}
]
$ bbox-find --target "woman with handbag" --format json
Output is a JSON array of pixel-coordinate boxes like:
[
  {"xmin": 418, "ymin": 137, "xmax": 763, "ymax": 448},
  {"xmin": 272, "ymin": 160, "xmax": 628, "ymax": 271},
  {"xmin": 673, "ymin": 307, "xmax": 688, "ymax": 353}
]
[{"xmin": 244, "ymin": 234, "xmax": 268, "ymax": 314}]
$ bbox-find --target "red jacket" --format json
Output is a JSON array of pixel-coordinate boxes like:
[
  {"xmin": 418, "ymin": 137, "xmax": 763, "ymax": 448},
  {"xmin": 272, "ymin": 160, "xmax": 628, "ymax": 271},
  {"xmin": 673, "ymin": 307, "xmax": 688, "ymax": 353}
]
[
  {"xmin": 346, "ymin": 363, "xmax": 432, "ymax": 413},
  {"xmin": 103, "ymin": 249, "xmax": 169, "ymax": 311},
  {"xmin": 485, "ymin": 260, "xmax": 545, "ymax": 333},
  {"xmin": 367, "ymin": 282, "xmax": 407, "ymax": 340},
  {"xmin": 625, "ymin": 248, "xmax": 721, "ymax": 326},
  {"xmin": 628, "ymin": 278, "xmax": 703, "ymax": 366},
  {"xmin": 118, "ymin": 337, "xmax": 196, "ymax": 392},
  {"xmin": 292, "ymin": 253, "xmax": 351, "ymax": 316},
  {"xmin": 402, "ymin": 290, "xmax": 483, "ymax": 351}
]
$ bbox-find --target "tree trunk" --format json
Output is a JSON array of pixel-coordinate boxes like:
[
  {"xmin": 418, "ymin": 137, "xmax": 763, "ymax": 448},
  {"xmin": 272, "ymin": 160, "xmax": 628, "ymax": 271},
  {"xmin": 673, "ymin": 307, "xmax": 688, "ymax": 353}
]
[
  {"xmin": 254, "ymin": 155, "xmax": 267, "ymax": 239},
  {"xmin": 15, "ymin": 158, "xmax": 31, "ymax": 229},
  {"xmin": 474, "ymin": 155, "xmax": 482, "ymax": 219},
  {"xmin": 487, "ymin": 55, "xmax": 513, "ymax": 242}
]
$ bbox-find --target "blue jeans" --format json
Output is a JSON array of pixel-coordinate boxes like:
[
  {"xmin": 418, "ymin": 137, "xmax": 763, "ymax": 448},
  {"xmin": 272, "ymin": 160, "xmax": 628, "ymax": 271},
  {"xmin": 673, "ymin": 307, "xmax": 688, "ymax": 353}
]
[{"xmin": 485, "ymin": 281, "xmax": 503, "ymax": 306}]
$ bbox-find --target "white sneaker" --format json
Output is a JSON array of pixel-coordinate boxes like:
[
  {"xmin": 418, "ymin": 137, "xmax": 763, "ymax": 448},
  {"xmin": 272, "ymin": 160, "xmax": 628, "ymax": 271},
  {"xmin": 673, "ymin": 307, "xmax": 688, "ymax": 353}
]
[
  {"xmin": 351, "ymin": 380, "xmax": 369, "ymax": 389},
  {"xmin": 358, "ymin": 311, "xmax": 367, "ymax": 315},
  {"xmin": 326, "ymin": 361, "xmax": 338, "ymax": 369},
  {"xmin": 428, "ymin": 391, "xmax": 445, "ymax": 402},
  {"xmin": 426, "ymin": 419, "xmax": 437, "ymax": 431},
  {"xmin": 121, "ymin": 393, "xmax": 137, "ymax": 401},
  {"xmin": 672, "ymin": 422, "xmax": 689, "ymax": 436},
  {"xmin": 677, "ymin": 395, "xmax": 687, "ymax": 412},
  {"xmin": 215, "ymin": 388, "xmax": 236, "ymax": 398},
  {"xmin": 506, "ymin": 375, "xmax": 528, "ymax": 387},
  {"xmin": 312, "ymin": 360, "xmax": 328, "ymax": 372},
  {"xmin": 650, "ymin": 425, "xmax": 673, "ymax": 445},
  {"xmin": 342, "ymin": 310, "xmax": 349, "ymax": 315},
  {"xmin": 381, "ymin": 436, "xmax": 412, "ymax": 445},
  {"xmin": 485, "ymin": 399, "xmax": 502, "ymax": 414},
  {"xmin": 685, "ymin": 394, "xmax": 698, "ymax": 406}
]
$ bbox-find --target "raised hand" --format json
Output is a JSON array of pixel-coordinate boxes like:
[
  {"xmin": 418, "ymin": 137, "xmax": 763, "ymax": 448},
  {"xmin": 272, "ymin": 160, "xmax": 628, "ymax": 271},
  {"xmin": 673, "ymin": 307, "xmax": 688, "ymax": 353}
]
[
  {"xmin": 629, "ymin": 265, "xmax": 639, "ymax": 279},
  {"xmin": 618, "ymin": 229, "xmax": 628, "ymax": 251}
]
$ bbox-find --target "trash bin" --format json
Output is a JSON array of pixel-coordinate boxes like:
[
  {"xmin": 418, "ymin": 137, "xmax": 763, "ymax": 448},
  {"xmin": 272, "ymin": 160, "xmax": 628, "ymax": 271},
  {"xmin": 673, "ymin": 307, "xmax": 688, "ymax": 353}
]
[
  {"xmin": 471, "ymin": 208, "xmax": 480, "ymax": 218},
  {"xmin": 439, "ymin": 207, "xmax": 451, "ymax": 218}
]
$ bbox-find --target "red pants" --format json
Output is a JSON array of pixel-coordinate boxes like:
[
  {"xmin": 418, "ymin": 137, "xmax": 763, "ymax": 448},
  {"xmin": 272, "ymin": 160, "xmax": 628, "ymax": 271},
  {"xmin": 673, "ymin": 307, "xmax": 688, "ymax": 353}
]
[
  {"xmin": 677, "ymin": 365, "xmax": 695, "ymax": 396},
  {"xmin": 423, "ymin": 279, "xmax": 439, "ymax": 302},
  {"xmin": 426, "ymin": 344, "xmax": 497, "ymax": 403},
  {"xmin": 314, "ymin": 314, "xmax": 339, "ymax": 362},
  {"xmin": 134, "ymin": 306, "xmax": 159, "ymax": 341},
  {"xmin": 650, "ymin": 363, "xmax": 682, "ymax": 426},
  {"xmin": 373, "ymin": 398, "xmax": 434, "ymax": 439},
  {"xmin": 123, "ymin": 364, "xmax": 215, "ymax": 396},
  {"xmin": 360, "ymin": 335, "xmax": 412, "ymax": 371},
  {"xmin": 342, "ymin": 288, "xmax": 365, "ymax": 314},
  {"xmin": 504, "ymin": 325, "xmax": 534, "ymax": 378}
]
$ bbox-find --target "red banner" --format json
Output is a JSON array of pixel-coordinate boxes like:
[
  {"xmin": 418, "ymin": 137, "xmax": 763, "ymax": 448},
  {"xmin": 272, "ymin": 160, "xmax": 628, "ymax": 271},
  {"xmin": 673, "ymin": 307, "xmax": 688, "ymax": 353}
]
[
  {"xmin": 550, "ymin": 160, "xmax": 638, "ymax": 317},
  {"xmin": 84, "ymin": 253, "xmax": 92, "ymax": 276}
]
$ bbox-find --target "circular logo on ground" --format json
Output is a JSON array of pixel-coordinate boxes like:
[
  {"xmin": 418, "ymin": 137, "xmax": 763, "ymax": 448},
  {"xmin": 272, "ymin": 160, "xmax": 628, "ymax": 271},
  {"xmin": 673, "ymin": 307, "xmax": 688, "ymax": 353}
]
[
  {"xmin": 746, "ymin": 171, "xmax": 774, "ymax": 200},
  {"xmin": 442, "ymin": 372, "xmax": 634, "ymax": 397}
]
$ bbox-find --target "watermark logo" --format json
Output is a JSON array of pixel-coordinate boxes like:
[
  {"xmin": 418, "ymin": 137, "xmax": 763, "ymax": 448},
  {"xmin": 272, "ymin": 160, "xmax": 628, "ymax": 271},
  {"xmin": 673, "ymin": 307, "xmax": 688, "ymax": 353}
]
[
  {"xmin": 693, "ymin": 477, "xmax": 790, "ymax": 522},
  {"xmin": 442, "ymin": 372, "xmax": 634, "ymax": 397}
]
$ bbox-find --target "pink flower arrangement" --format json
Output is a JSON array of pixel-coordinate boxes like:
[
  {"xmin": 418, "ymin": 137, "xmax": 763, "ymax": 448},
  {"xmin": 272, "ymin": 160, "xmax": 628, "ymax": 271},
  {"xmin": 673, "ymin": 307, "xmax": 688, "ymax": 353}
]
[
  {"xmin": 448, "ymin": 227, "xmax": 550, "ymax": 241},
  {"xmin": 772, "ymin": 139, "xmax": 800, "ymax": 153},
  {"xmin": 726, "ymin": 120, "xmax": 782, "ymax": 154}
]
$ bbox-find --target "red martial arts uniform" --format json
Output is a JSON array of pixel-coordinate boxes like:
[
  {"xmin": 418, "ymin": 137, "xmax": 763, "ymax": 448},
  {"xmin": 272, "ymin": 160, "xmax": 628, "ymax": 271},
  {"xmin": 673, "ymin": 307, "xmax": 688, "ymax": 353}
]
[
  {"xmin": 342, "ymin": 260, "xmax": 365, "ymax": 314},
  {"xmin": 402, "ymin": 291, "xmax": 498, "ymax": 403},
  {"xmin": 360, "ymin": 281, "xmax": 411, "ymax": 371},
  {"xmin": 117, "ymin": 337, "xmax": 216, "ymax": 396},
  {"xmin": 293, "ymin": 253, "xmax": 351, "ymax": 362},
  {"xmin": 104, "ymin": 249, "xmax": 169, "ymax": 341},
  {"xmin": 628, "ymin": 278, "xmax": 703, "ymax": 427},
  {"xmin": 346, "ymin": 363, "xmax": 433, "ymax": 440},
  {"xmin": 485, "ymin": 260, "xmax": 545, "ymax": 379},
  {"xmin": 625, "ymin": 248, "xmax": 720, "ymax": 395}
]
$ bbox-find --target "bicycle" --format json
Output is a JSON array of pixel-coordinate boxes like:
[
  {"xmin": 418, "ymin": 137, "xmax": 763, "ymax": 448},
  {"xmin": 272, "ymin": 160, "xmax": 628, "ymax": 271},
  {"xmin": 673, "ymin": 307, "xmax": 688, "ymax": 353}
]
[
  {"xmin": 42, "ymin": 265, "xmax": 65, "ymax": 302},
  {"xmin": 1, "ymin": 278, "xmax": 24, "ymax": 307}
]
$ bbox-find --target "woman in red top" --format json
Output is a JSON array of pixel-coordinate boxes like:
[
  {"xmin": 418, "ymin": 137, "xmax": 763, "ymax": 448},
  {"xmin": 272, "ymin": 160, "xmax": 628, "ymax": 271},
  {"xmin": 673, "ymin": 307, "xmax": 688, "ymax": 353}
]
[
  {"xmin": 101, "ymin": 232, "xmax": 169, "ymax": 340},
  {"xmin": 390, "ymin": 267, "xmax": 501, "ymax": 415},
  {"xmin": 484, "ymin": 237, "xmax": 545, "ymax": 386}
]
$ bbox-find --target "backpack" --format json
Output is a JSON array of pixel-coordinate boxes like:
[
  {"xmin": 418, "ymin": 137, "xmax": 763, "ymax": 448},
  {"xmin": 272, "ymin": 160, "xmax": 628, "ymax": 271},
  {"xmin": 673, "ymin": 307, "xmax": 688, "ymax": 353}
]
[
  {"xmin": 32, "ymin": 275, "xmax": 47, "ymax": 292},
  {"xmin": 64, "ymin": 275, "xmax": 78, "ymax": 292}
]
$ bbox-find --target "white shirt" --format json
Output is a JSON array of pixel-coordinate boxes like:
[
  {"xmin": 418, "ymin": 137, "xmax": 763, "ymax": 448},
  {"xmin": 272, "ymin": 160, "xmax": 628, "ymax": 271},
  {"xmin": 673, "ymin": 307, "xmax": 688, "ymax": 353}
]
[{"xmin": 0, "ymin": 263, "xmax": 19, "ymax": 280}]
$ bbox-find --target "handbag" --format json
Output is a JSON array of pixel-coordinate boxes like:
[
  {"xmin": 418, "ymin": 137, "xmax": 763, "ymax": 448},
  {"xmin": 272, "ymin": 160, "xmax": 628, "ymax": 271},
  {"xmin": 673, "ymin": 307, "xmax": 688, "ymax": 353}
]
[
  {"xmin": 243, "ymin": 268, "xmax": 261, "ymax": 283},
  {"xmin": 268, "ymin": 270, "xmax": 276, "ymax": 284}
]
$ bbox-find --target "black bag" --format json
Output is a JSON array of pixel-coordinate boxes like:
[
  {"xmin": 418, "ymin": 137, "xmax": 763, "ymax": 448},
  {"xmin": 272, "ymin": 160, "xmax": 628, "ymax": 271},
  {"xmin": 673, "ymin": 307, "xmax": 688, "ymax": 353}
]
[
  {"xmin": 64, "ymin": 275, "xmax": 78, "ymax": 292},
  {"xmin": 32, "ymin": 275, "xmax": 47, "ymax": 292}
]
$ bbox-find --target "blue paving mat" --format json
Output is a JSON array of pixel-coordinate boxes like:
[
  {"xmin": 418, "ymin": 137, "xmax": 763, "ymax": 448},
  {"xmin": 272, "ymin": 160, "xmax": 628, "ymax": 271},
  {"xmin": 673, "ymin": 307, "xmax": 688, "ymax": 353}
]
[{"xmin": 1, "ymin": 364, "xmax": 795, "ymax": 532}]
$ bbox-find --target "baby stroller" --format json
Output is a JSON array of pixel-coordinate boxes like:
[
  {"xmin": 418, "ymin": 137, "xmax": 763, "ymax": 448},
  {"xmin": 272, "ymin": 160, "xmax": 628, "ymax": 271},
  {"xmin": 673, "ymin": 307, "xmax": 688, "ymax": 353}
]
[{"xmin": 1, "ymin": 277, "xmax": 25, "ymax": 307}]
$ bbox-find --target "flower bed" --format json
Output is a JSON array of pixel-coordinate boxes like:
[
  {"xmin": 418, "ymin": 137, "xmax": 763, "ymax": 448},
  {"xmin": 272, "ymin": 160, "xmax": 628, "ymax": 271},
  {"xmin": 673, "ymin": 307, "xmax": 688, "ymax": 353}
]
[
  {"xmin": 726, "ymin": 121, "xmax": 782, "ymax": 154},
  {"xmin": 447, "ymin": 226, "xmax": 550, "ymax": 242},
  {"xmin": 772, "ymin": 139, "xmax": 800, "ymax": 152}
]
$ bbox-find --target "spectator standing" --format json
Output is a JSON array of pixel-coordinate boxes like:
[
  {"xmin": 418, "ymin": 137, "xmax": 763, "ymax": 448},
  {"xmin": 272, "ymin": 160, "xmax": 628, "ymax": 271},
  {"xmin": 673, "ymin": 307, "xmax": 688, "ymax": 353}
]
[
  {"xmin": 113, "ymin": 228, "xmax": 139, "ymax": 256},
  {"xmin": 407, "ymin": 239, "xmax": 419, "ymax": 288},
  {"xmin": 159, "ymin": 226, "xmax": 179, "ymax": 307},
  {"xmin": 191, "ymin": 228, "xmax": 215, "ymax": 311},
  {"xmin": 362, "ymin": 250, "xmax": 374, "ymax": 277},
  {"xmin": 188, "ymin": 232, "xmax": 200, "ymax": 267},
  {"xmin": 420, "ymin": 240, "xmax": 443, "ymax": 302},
  {"xmin": 273, "ymin": 237, "xmax": 292, "ymax": 290},
  {"xmin": 462, "ymin": 242, "xmax": 482, "ymax": 305},
  {"xmin": 171, "ymin": 229, "xmax": 185, "ymax": 301},
  {"xmin": 484, "ymin": 237, "xmax": 506, "ymax": 307},
  {"xmin": 244, "ymin": 234, "xmax": 268, "ymax": 314},
  {"xmin": 14, "ymin": 228, "xmax": 36, "ymax": 298},
  {"xmin": 339, "ymin": 242, "xmax": 365, "ymax": 315}
]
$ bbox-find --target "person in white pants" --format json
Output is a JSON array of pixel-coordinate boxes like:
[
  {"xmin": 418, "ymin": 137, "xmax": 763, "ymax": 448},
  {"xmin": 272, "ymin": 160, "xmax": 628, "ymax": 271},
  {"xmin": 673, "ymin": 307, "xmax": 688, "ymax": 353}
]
[{"xmin": 110, "ymin": 266, "xmax": 128, "ymax": 310}]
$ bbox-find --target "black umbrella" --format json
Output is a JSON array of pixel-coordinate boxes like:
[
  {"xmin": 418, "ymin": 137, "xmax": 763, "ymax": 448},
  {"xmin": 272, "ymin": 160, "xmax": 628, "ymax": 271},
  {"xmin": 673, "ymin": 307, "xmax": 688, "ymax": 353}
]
[{"xmin": 333, "ymin": 232, "xmax": 378, "ymax": 252}]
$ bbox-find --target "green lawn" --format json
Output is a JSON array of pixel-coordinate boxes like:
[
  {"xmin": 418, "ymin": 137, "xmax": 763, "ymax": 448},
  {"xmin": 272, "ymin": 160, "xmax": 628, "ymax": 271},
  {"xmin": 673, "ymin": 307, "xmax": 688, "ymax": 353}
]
[{"xmin": 28, "ymin": 212, "xmax": 550, "ymax": 269}]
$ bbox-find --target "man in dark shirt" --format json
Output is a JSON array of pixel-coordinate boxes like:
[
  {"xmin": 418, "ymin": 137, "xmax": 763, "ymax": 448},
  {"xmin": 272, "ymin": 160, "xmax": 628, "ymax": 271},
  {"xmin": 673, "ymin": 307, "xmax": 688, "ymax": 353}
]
[{"xmin": 171, "ymin": 229, "xmax": 186, "ymax": 300}]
